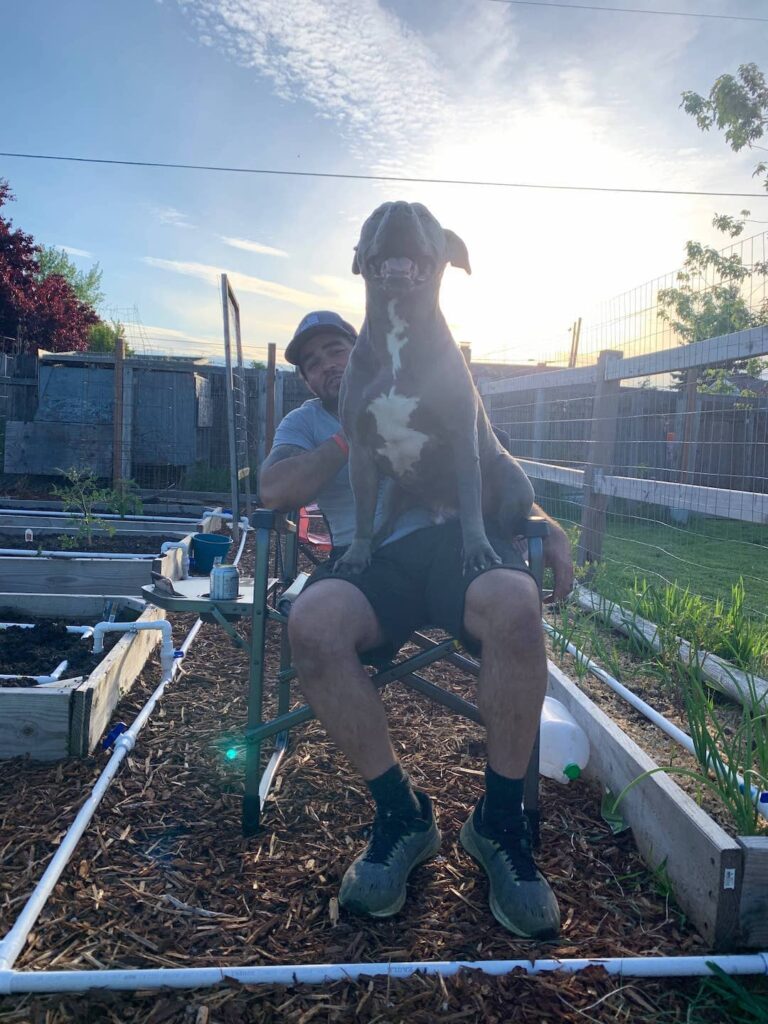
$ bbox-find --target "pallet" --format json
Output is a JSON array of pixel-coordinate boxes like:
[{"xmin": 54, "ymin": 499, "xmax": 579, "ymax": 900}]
[
  {"xmin": 547, "ymin": 661, "xmax": 768, "ymax": 949},
  {"xmin": 0, "ymin": 604, "xmax": 165, "ymax": 761}
]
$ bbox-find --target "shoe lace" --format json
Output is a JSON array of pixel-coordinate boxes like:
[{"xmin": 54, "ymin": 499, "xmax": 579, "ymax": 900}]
[
  {"xmin": 363, "ymin": 812, "xmax": 418, "ymax": 865},
  {"xmin": 488, "ymin": 818, "xmax": 539, "ymax": 882}
]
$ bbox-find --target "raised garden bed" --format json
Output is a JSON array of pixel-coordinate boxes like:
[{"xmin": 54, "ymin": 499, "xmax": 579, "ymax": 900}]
[
  {"xmin": 0, "ymin": 619, "xmax": 115, "ymax": 686},
  {"xmin": 546, "ymin": 645, "xmax": 768, "ymax": 949},
  {"xmin": 0, "ymin": 595, "xmax": 167, "ymax": 760},
  {"xmin": 0, "ymin": 511, "xmax": 224, "ymax": 596}
]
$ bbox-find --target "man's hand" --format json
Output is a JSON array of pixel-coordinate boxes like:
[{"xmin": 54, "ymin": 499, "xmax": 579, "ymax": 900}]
[{"xmin": 542, "ymin": 521, "xmax": 574, "ymax": 605}]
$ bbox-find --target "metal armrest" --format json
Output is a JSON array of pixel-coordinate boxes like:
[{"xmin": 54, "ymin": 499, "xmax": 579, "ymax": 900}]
[
  {"xmin": 250, "ymin": 508, "xmax": 297, "ymax": 534},
  {"xmin": 520, "ymin": 515, "xmax": 549, "ymax": 539},
  {"xmin": 277, "ymin": 572, "xmax": 312, "ymax": 615},
  {"xmin": 522, "ymin": 517, "xmax": 548, "ymax": 594}
]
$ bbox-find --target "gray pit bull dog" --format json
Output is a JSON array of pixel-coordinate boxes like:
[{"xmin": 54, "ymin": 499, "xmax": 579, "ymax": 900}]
[{"xmin": 334, "ymin": 200, "xmax": 534, "ymax": 576}]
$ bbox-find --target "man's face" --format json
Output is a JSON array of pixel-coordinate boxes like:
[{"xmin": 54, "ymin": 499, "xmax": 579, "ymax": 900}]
[{"xmin": 298, "ymin": 331, "xmax": 353, "ymax": 406}]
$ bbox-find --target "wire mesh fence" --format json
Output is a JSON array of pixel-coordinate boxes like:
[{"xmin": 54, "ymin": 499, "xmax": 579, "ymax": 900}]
[{"xmin": 484, "ymin": 230, "xmax": 768, "ymax": 662}]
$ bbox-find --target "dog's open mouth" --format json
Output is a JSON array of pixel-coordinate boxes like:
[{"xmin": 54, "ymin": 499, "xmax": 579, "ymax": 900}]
[{"xmin": 374, "ymin": 255, "xmax": 434, "ymax": 287}]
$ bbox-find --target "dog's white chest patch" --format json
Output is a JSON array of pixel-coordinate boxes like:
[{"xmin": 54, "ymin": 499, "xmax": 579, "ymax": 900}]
[
  {"xmin": 369, "ymin": 388, "xmax": 429, "ymax": 476},
  {"xmin": 386, "ymin": 300, "xmax": 409, "ymax": 374}
]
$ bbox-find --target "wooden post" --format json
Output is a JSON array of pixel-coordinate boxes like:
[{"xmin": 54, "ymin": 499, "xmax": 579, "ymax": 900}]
[
  {"xmin": 577, "ymin": 349, "xmax": 622, "ymax": 566},
  {"xmin": 460, "ymin": 343, "xmax": 472, "ymax": 366},
  {"xmin": 265, "ymin": 342, "xmax": 276, "ymax": 455},
  {"xmin": 679, "ymin": 367, "xmax": 699, "ymax": 483},
  {"xmin": 568, "ymin": 317, "xmax": 582, "ymax": 368},
  {"xmin": 112, "ymin": 333, "xmax": 124, "ymax": 488},
  {"xmin": 121, "ymin": 363, "xmax": 133, "ymax": 482},
  {"xmin": 531, "ymin": 389, "xmax": 547, "ymax": 461}
]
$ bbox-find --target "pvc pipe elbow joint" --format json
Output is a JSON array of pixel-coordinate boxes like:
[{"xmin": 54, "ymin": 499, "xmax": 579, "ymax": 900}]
[{"xmin": 160, "ymin": 541, "xmax": 190, "ymax": 578}]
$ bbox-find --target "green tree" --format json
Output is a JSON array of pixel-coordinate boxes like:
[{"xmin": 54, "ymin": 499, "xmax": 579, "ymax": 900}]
[
  {"xmin": 682, "ymin": 63, "xmax": 768, "ymax": 189},
  {"xmin": 87, "ymin": 319, "xmax": 132, "ymax": 355},
  {"xmin": 658, "ymin": 212, "xmax": 768, "ymax": 390},
  {"xmin": 36, "ymin": 246, "xmax": 104, "ymax": 310}
]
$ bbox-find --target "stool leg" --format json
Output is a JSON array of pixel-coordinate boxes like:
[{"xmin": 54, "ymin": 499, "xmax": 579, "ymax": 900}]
[
  {"xmin": 243, "ymin": 524, "xmax": 270, "ymax": 837},
  {"xmin": 242, "ymin": 743, "xmax": 262, "ymax": 837},
  {"xmin": 523, "ymin": 730, "xmax": 541, "ymax": 848}
]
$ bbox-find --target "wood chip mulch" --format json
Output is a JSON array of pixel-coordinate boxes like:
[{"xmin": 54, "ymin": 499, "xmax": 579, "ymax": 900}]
[{"xmin": 1, "ymin": 537, "xmax": 766, "ymax": 1023}]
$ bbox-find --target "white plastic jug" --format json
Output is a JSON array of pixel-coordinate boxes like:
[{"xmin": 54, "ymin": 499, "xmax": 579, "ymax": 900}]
[{"xmin": 539, "ymin": 696, "xmax": 590, "ymax": 784}]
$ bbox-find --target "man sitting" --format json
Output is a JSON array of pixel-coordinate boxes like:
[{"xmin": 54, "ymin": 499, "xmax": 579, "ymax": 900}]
[{"xmin": 259, "ymin": 311, "xmax": 574, "ymax": 939}]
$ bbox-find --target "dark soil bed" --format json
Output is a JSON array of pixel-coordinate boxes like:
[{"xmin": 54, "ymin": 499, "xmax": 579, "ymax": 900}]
[
  {"xmin": 0, "ymin": 621, "xmax": 119, "ymax": 685},
  {"xmin": 0, "ymin": 537, "xmax": 765, "ymax": 1022},
  {"xmin": 0, "ymin": 533, "xmax": 175, "ymax": 555}
]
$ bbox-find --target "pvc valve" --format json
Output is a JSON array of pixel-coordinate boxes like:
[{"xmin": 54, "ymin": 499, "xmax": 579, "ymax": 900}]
[{"xmin": 102, "ymin": 722, "xmax": 128, "ymax": 750}]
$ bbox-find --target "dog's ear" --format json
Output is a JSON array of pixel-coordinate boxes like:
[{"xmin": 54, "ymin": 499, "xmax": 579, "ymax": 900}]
[
  {"xmin": 351, "ymin": 246, "xmax": 361, "ymax": 275},
  {"xmin": 445, "ymin": 230, "xmax": 471, "ymax": 274}
]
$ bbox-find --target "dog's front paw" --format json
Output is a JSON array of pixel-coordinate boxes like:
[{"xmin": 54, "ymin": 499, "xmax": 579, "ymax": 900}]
[
  {"xmin": 462, "ymin": 538, "xmax": 502, "ymax": 575},
  {"xmin": 332, "ymin": 539, "xmax": 373, "ymax": 575}
]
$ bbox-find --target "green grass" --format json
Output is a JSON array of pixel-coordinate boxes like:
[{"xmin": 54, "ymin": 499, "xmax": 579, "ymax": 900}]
[
  {"xmin": 551, "ymin": 512, "xmax": 768, "ymax": 632},
  {"xmin": 598, "ymin": 515, "xmax": 768, "ymax": 613}
]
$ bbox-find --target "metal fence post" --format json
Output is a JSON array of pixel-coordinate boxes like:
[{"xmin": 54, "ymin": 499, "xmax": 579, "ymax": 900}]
[
  {"xmin": 577, "ymin": 349, "xmax": 622, "ymax": 566},
  {"xmin": 265, "ymin": 343, "xmax": 276, "ymax": 456}
]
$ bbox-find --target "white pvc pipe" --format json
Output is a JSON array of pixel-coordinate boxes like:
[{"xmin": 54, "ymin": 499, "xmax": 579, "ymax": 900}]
[
  {"xmin": 0, "ymin": 509, "xmax": 199, "ymax": 524},
  {"xmin": 0, "ymin": 526, "xmax": 253, "ymax": 975},
  {"xmin": 0, "ymin": 616, "xmax": 204, "ymax": 979},
  {"xmin": 160, "ymin": 540, "xmax": 190, "ymax": 578},
  {"xmin": 0, "ymin": 623, "xmax": 93, "ymax": 636},
  {"xmin": 92, "ymin": 620, "xmax": 174, "ymax": 674},
  {"xmin": 0, "ymin": 548, "xmax": 155, "ymax": 560},
  {"xmin": 543, "ymin": 622, "xmax": 768, "ymax": 820},
  {"xmin": 2, "ymin": 952, "xmax": 767, "ymax": 994},
  {"xmin": 0, "ymin": 659, "xmax": 69, "ymax": 685}
]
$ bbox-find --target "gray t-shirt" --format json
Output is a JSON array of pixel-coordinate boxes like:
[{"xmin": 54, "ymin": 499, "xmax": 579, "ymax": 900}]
[{"xmin": 271, "ymin": 398, "xmax": 437, "ymax": 548}]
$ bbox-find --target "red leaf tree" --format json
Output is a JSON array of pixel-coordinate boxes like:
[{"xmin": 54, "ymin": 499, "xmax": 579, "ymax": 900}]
[{"xmin": 0, "ymin": 179, "xmax": 98, "ymax": 352}]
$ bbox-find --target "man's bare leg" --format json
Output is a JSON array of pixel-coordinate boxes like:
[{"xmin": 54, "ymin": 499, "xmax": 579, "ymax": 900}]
[
  {"xmin": 288, "ymin": 578, "xmax": 396, "ymax": 780},
  {"xmin": 460, "ymin": 567, "xmax": 560, "ymax": 939},
  {"xmin": 463, "ymin": 568, "xmax": 547, "ymax": 778},
  {"xmin": 289, "ymin": 577, "xmax": 440, "ymax": 918}
]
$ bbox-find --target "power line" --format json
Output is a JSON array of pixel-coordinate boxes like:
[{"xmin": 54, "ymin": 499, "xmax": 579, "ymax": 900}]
[
  {"xmin": 486, "ymin": 0, "xmax": 768, "ymax": 22},
  {"xmin": 1, "ymin": 150, "xmax": 767, "ymax": 199}
]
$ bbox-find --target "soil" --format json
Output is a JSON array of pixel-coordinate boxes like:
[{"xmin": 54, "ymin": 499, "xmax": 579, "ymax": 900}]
[
  {"xmin": 0, "ymin": 620, "xmax": 119, "ymax": 686},
  {"xmin": 0, "ymin": 533, "xmax": 176, "ymax": 555}
]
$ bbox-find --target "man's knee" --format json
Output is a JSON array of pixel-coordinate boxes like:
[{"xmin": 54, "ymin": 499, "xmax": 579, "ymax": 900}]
[
  {"xmin": 288, "ymin": 579, "xmax": 382, "ymax": 665},
  {"xmin": 464, "ymin": 569, "xmax": 542, "ymax": 642}
]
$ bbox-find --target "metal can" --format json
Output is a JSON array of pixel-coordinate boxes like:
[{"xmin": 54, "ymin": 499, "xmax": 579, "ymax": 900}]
[{"xmin": 210, "ymin": 563, "xmax": 240, "ymax": 600}]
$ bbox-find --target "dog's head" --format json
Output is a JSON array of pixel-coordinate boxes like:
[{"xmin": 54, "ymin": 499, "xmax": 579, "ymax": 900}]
[{"xmin": 352, "ymin": 201, "xmax": 471, "ymax": 295}]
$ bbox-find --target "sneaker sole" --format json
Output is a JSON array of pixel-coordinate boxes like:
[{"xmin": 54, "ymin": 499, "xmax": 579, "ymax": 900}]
[
  {"xmin": 341, "ymin": 828, "xmax": 442, "ymax": 919},
  {"xmin": 459, "ymin": 820, "xmax": 559, "ymax": 941}
]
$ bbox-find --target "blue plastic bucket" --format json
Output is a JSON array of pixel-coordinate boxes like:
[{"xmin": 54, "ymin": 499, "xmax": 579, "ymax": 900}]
[{"xmin": 191, "ymin": 533, "xmax": 232, "ymax": 573}]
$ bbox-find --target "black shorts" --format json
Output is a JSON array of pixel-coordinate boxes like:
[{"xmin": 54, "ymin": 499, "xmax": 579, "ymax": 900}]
[{"xmin": 304, "ymin": 519, "xmax": 533, "ymax": 660}]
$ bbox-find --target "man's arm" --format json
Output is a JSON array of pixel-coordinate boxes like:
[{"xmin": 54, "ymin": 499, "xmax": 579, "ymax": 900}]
[
  {"xmin": 259, "ymin": 441, "xmax": 348, "ymax": 511},
  {"xmin": 531, "ymin": 503, "xmax": 574, "ymax": 603}
]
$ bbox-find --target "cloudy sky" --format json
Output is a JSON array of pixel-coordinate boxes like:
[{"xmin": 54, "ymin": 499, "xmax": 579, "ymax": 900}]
[{"xmin": 3, "ymin": 0, "xmax": 767, "ymax": 364}]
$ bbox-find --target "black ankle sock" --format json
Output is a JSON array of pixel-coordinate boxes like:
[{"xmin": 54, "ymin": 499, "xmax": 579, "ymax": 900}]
[
  {"xmin": 482, "ymin": 764, "xmax": 524, "ymax": 832},
  {"xmin": 366, "ymin": 764, "xmax": 422, "ymax": 820}
]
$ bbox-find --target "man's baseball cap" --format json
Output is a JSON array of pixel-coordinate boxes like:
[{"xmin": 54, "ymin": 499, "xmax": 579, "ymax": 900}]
[{"xmin": 285, "ymin": 310, "xmax": 357, "ymax": 366}]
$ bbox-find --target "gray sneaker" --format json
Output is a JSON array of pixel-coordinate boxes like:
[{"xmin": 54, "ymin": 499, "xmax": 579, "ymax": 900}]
[
  {"xmin": 339, "ymin": 792, "xmax": 441, "ymax": 918},
  {"xmin": 460, "ymin": 799, "xmax": 561, "ymax": 939}
]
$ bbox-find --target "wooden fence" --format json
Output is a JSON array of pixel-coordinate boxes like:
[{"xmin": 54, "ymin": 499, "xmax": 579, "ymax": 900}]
[{"xmin": 480, "ymin": 325, "xmax": 768, "ymax": 564}]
